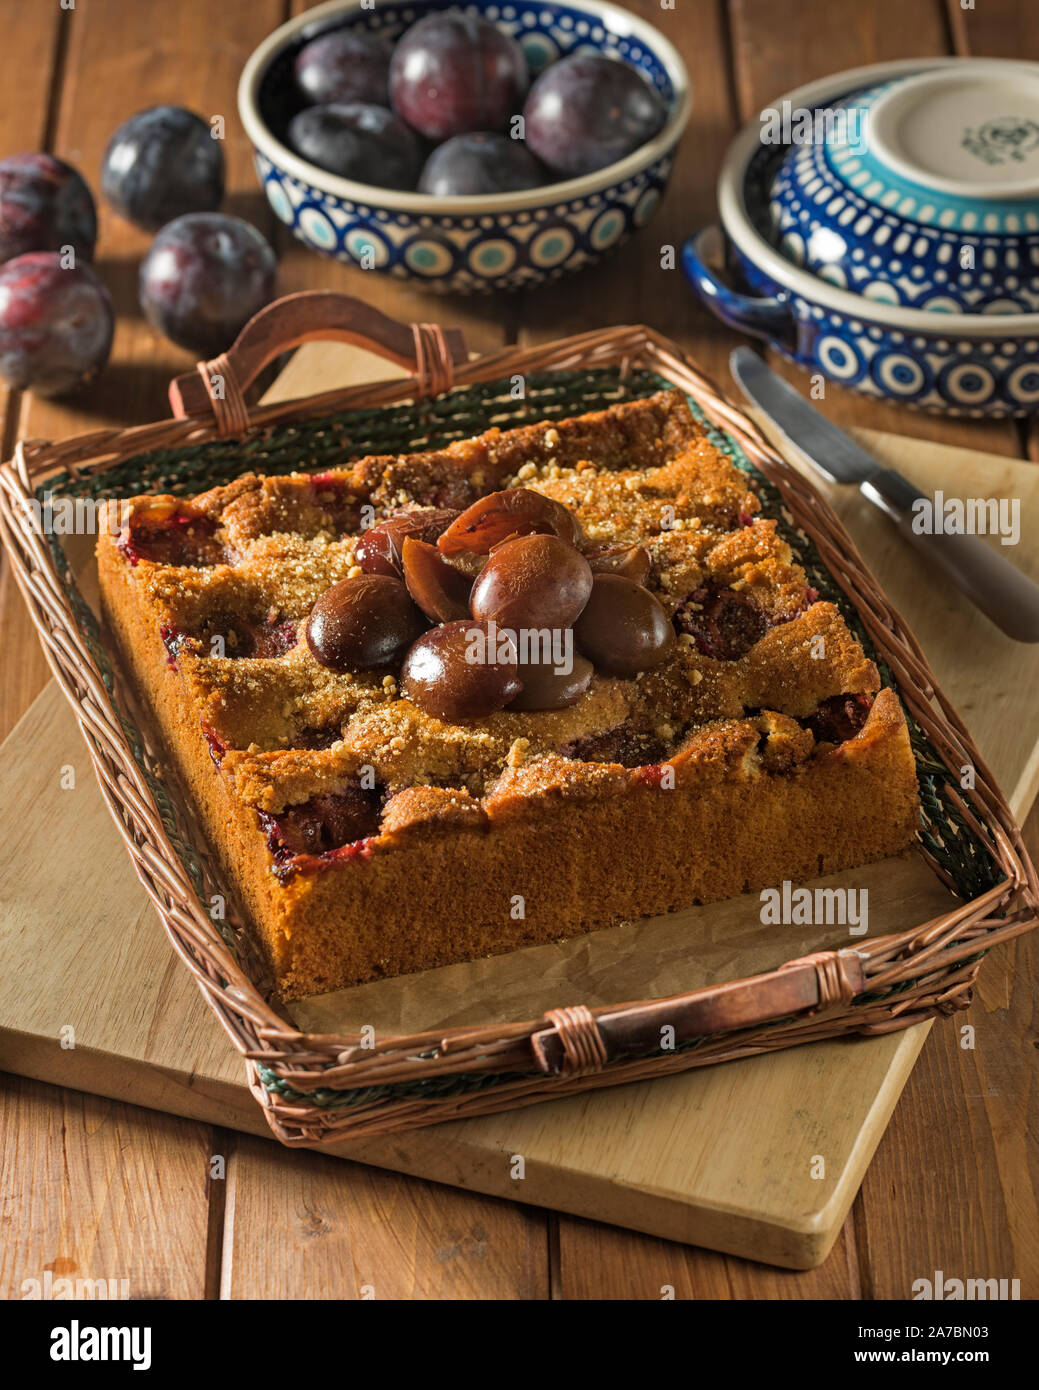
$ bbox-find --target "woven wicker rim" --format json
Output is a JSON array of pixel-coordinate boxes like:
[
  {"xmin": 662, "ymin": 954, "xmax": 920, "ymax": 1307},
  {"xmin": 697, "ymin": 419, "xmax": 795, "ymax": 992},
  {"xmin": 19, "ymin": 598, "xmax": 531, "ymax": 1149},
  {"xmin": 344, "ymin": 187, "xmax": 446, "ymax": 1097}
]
[{"xmin": 1, "ymin": 320, "xmax": 1035, "ymax": 1145}]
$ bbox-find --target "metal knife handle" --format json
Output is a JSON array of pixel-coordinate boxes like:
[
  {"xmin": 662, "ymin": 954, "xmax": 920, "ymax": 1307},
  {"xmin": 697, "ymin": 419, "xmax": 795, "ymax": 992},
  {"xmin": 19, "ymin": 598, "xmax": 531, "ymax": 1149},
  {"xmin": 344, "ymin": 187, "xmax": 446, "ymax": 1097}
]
[{"xmin": 860, "ymin": 469, "xmax": 1039, "ymax": 643}]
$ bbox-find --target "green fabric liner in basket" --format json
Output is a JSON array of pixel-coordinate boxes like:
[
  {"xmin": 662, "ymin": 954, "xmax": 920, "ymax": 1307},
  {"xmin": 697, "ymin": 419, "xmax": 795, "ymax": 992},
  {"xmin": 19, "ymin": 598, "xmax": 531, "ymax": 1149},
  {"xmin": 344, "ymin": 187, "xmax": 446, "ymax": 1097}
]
[{"xmin": 39, "ymin": 366, "xmax": 1004, "ymax": 1112}]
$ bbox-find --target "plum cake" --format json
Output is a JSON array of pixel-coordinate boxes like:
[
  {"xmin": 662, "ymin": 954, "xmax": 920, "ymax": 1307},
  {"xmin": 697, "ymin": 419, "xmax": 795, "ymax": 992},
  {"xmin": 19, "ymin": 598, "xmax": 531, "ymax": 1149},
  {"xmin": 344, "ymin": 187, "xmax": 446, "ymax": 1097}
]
[{"xmin": 97, "ymin": 389, "xmax": 920, "ymax": 1000}]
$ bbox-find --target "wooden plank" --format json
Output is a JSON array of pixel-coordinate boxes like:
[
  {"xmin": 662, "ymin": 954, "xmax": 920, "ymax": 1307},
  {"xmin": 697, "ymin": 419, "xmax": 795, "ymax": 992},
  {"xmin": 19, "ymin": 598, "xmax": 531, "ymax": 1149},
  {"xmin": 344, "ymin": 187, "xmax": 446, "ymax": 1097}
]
[
  {"xmin": 853, "ymin": 5, "xmax": 1039, "ymax": 1301},
  {"xmin": 0, "ymin": 1073, "xmax": 212, "ymax": 1301},
  {"xmin": 947, "ymin": 0, "xmax": 1039, "ymax": 57},
  {"xmin": 0, "ymin": 0, "xmax": 291, "ymax": 1307},
  {"xmin": 0, "ymin": 0, "xmax": 289, "ymax": 740},
  {"xmin": 555, "ymin": 1216, "xmax": 859, "ymax": 1298},
  {"xmin": 857, "ymin": 903, "xmax": 1039, "ymax": 1298},
  {"xmin": 222, "ymin": 1135, "xmax": 548, "ymax": 1299},
  {"xmin": 0, "ymin": 0, "xmax": 65, "ymax": 443},
  {"xmin": 728, "ymin": 0, "xmax": 1037, "ymax": 1302},
  {"xmin": 0, "ymin": 0, "xmax": 75, "ymax": 735}
]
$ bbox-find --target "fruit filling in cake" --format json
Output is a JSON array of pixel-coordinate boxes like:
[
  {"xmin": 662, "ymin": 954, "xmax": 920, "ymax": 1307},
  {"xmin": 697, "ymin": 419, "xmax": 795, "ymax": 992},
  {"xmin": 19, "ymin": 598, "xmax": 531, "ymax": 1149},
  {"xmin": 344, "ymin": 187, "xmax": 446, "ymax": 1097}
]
[{"xmin": 97, "ymin": 389, "xmax": 920, "ymax": 999}]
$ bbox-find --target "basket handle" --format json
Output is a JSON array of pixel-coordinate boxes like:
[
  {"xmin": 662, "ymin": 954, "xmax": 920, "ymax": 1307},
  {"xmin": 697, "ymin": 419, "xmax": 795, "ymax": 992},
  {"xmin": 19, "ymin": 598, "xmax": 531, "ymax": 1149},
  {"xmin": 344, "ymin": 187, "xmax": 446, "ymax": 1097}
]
[
  {"xmin": 528, "ymin": 948, "xmax": 868, "ymax": 1075},
  {"xmin": 168, "ymin": 290, "xmax": 469, "ymax": 434}
]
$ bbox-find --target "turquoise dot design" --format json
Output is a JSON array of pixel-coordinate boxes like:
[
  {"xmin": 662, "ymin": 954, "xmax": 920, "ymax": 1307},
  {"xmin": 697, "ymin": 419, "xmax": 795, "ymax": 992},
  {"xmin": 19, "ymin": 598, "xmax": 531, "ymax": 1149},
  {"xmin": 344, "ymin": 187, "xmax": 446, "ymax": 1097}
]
[
  {"xmin": 531, "ymin": 226, "xmax": 574, "ymax": 268},
  {"xmin": 589, "ymin": 208, "xmax": 625, "ymax": 252},
  {"xmin": 404, "ymin": 239, "xmax": 454, "ymax": 277},
  {"xmin": 344, "ymin": 226, "xmax": 389, "ymax": 268},
  {"xmin": 468, "ymin": 239, "xmax": 517, "ymax": 277},
  {"xmin": 265, "ymin": 178, "xmax": 293, "ymax": 226},
  {"xmin": 298, "ymin": 205, "xmax": 337, "ymax": 250}
]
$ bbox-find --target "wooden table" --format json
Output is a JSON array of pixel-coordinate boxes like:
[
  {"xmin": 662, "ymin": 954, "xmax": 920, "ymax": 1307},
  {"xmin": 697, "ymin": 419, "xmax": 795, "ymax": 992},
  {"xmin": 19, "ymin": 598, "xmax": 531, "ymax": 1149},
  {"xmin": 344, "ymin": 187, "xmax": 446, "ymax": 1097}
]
[{"xmin": 1, "ymin": 0, "xmax": 1036, "ymax": 1301}]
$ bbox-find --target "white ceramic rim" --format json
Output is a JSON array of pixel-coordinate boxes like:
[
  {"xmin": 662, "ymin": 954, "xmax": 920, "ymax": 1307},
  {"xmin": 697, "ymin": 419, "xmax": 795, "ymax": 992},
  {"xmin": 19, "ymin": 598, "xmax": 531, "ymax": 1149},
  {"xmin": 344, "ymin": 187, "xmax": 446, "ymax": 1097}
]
[
  {"xmin": 719, "ymin": 56, "xmax": 1039, "ymax": 338},
  {"xmin": 867, "ymin": 60, "xmax": 1039, "ymax": 201},
  {"xmin": 238, "ymin": 0, "xmax": 693, "ymax": 216}
]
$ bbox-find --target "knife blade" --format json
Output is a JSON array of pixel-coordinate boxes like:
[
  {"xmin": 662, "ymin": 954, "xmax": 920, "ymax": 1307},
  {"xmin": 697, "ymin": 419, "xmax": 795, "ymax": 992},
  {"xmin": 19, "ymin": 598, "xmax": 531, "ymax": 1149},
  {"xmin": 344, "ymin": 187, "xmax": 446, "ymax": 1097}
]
[{"xmin": 729, "ymin": 347, "xmax": 1039, "ymax": 643}]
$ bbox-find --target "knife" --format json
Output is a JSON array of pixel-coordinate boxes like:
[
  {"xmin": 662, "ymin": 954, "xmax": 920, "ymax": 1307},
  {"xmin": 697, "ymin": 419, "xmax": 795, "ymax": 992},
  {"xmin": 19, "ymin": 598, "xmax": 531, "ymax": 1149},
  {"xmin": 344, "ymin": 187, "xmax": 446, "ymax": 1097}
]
[{"xmin": 729, "ymin": 348, "xmax": 1039, "ymax": 643}]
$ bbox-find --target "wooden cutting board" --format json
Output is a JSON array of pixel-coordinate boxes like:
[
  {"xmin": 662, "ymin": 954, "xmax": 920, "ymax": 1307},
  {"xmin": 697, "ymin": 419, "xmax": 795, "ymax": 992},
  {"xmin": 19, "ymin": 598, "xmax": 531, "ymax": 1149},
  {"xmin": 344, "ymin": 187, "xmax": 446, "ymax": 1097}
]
[{"xmin": 1, "ymin": 344, "xmax": 1037, "ymax": 1269}]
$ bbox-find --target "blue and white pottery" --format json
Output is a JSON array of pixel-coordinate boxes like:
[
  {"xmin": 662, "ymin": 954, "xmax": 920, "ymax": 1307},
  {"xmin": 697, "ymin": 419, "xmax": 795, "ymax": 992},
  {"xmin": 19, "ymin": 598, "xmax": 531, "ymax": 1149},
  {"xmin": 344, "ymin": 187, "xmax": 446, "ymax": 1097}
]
[
  {"xmin": 768, "ymin": 61, "xmax": 1039, "ymax": 312},
  {"xmin": 683, "ymin": 59, "xmax": 1039, "ymax": 418},
  {"xmin": 238, "ymin": 0, "xmax": 691, "ymax": 294}
]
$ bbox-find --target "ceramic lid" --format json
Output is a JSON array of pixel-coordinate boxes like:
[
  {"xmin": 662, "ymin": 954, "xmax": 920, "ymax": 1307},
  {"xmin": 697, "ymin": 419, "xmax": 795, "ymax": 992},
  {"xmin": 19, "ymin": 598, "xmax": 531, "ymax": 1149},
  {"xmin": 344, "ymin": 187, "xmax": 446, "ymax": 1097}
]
[
  {"xmin": 811, "ymin": 63, "xmax": 1039, "ymax": 236},
  {"xmin": 868, "ymin": 61, "xmax": 1039, "ymax": 200}
]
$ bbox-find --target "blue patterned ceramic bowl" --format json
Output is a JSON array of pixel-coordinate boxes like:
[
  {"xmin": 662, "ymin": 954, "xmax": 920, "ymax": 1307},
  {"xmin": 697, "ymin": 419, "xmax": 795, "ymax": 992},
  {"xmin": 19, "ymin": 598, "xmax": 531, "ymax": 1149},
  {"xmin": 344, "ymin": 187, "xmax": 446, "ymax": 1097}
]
[
  {"xmin": 238, "ymin": 0, "xmax": 690, "ymax": 294},
  {"xmin": 768, "ymin": 61, "xmax": 1039, "ymax": 313},
  {"xmin": 683, "ymin": 59, "xmax": 1039, "ymax": 418}
]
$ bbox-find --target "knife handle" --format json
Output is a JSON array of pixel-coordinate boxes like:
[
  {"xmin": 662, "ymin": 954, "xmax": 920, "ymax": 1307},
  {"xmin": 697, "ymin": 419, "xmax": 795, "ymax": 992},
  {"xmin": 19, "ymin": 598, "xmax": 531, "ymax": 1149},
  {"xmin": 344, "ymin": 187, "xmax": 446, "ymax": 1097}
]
[{"xmin": 860, "ymin": 469, "xmax": 1039, "ymax": 643}]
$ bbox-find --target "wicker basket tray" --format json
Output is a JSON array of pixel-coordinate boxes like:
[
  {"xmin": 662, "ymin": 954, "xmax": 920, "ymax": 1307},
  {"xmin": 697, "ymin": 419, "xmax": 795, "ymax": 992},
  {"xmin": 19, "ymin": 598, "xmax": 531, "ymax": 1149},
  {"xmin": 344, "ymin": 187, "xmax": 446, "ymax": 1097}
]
[{"xmin": 1, "ymin": 292, "xmax": 1035, "ymax": 1144}]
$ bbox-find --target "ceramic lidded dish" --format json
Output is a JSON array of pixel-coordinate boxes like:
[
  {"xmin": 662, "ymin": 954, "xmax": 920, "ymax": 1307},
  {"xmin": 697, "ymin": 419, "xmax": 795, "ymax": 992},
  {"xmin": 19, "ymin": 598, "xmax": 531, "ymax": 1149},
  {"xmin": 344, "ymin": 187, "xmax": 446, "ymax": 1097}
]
[
  {"xmin": 769, "ymin": 61, "xmax": 1039, "ymax": 312},
  {"xmin": 238, "ymin": 0, "xmax": 691, "ymax": 294},
  {"xmin": 683, "ymin": 58, "xmax": 1039, "ymax": 418}
]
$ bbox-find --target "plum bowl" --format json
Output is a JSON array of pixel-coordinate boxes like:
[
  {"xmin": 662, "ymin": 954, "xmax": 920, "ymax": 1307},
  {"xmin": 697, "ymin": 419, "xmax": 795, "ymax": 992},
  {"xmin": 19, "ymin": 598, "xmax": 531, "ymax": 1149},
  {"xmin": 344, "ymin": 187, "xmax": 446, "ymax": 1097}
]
[{"xmin": 237, "ymin": 0, "xmax": 690, "ymax": 293}]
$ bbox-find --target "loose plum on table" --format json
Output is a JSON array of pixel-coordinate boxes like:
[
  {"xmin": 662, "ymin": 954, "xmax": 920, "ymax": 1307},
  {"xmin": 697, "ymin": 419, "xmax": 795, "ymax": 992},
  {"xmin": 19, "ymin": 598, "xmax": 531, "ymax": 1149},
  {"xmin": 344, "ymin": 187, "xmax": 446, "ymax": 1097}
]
[
  {"xmin": 0, "ymin": 153, "xmax": 97, "ymax": 266},
  {"xmin": 101, "ymin": 106, "xmax": 225, "ymax": 230},
  {"xmin": 138, "ymin": 213, "xmax": 276, "ymax": 358},
  {"xmin": 0, "ymin": 251, "xmax": 114, "ymax": 396}
]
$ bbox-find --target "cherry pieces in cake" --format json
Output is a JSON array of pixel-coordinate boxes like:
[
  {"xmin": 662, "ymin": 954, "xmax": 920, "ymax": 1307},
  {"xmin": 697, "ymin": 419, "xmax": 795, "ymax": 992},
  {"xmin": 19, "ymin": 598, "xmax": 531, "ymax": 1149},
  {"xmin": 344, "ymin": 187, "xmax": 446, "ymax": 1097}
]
[
  {"xmin": 803, "ymin": 692, "xmax": 875, "ymax": 746},
  {"xmin": 307, "ymin": 575, "xmax": 425, "ymax": 672},
  {"xmin": 673, "ymin": 585, "xmax": 767, "ymax": 661},
  {"xmin": 119, "ymin": 505, "xmax": 225, "ymax": 568},
  {"xmin": 401, "ymin": 619, "xmax": 521, "ymax": 721},
  {"xmin": 388, "ymin": 13, "xmax": 528, "ymax": 143},
  {"xmin": 261, "ymin": 785, "xmax": 382, "ymax": 865},
  {"xmin": 574, "ymin": 573, "xmax": 675, "ymax": 678}
]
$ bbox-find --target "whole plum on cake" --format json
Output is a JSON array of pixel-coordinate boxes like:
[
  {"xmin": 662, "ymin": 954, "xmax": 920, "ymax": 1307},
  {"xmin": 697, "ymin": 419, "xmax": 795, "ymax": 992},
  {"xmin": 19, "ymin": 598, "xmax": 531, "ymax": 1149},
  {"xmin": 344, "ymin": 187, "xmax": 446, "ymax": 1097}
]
[{"xmin": 97, "ymin": 390, "xmax": 919, "ymax": 1000}]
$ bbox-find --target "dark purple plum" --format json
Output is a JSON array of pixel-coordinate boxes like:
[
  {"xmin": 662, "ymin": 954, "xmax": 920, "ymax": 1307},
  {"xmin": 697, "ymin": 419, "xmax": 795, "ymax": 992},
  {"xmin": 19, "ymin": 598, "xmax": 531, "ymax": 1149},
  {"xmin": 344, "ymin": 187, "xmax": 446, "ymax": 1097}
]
[
  {"xmin": 0, "ymin": 252, "xmax": 113, "ymax": 396},
  {"xmin": 139, "ymin": 213, "xmax": 276, "ymax": 357},
  {"xmin": 389, "ymin": 13, "xmax": 528, "ymax": 142},
  {"xmin": 0, "ymin": 153, "xmax": 97, "ymax": 266},
  {"xmin": 294, "ymin": 29, "xmax": 393, "ymax": 107},
  {"xmin": 524, "ymin": 54, "xmax": 667, "ymax": 178},
  {"xmin": 286, "ymin": 103, "xmax": 423, "ymax": 190},
  {"xmin": 101, "ymin": 105, "xmax": 225, "ymax": 230},
  {"xmin": 418, "ymin": 132, "xmax": 546, "ymax": 196}
]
